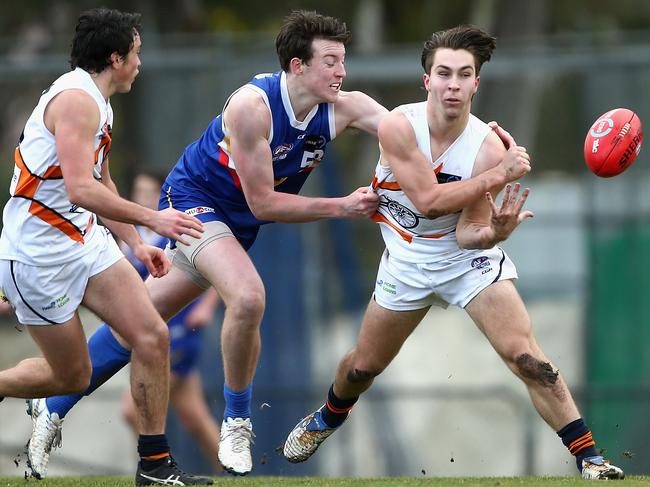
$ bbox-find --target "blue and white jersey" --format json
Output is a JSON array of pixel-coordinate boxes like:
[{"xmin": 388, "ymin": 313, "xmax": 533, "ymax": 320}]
[{"xmin": 162, "ymin": 71, "xmax": 336, "ymax": 245}]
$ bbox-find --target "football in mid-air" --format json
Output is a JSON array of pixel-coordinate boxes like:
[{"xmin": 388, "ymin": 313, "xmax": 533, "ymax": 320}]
[{"xmin": 584, "ymin": 108, "xmax": 643, "ymax": 177}]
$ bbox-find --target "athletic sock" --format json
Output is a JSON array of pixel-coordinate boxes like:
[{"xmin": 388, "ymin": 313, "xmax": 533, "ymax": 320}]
[
  {"xmin": 321, "ymin": 384, "xmax": 357, "ymax": 428},
  {"xmin": 223, "ymin": 383, "xmax": 252, "ymax": 420},
  {"xmin": 138, "ymin": 434, "xmax": 171, "ymax": 470},
  {"xmin": 557, "ymin": 418, "xmax": 599, "ymax": 471},
  {"xmin": 46, "ymin": 323, "xmax": 131, "ymax": 418}
]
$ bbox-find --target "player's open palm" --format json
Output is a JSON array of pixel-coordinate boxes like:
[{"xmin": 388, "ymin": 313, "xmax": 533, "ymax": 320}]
[
  {"xmin": 150, "ymin": 208, "xmax": 204, "ymax": 245},
  {"xmin": 486, "ymin": 183, "xmax": 534, "ymax": 241},
  {"xmin": 342, "ymin": 187, "xmax": 379, "ymax": 218}
]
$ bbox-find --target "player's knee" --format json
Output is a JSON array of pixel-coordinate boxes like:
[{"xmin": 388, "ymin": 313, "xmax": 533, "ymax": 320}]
[
  {"xmin": 132, "ymin": 319, "xmax": 169, "ymax": 359},
  {"xmin": 514, "ymin": 352, "xmax": 559, "ymax": 386},
  {"xmin": 55, "ymin": 362, "xmax": 91, "ymax": 394},
  {"xmin": 229, "ymin": 289, "xmax": 265, "ymax": 324}
]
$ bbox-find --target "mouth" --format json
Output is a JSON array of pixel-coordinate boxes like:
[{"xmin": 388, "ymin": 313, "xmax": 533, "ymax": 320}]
[
  {"xmin": 329, "ymin": 82, "xmax": 341, "ymax": 91},
  {"xmin": 444, "ymin": 97, "xmax": 461, "ymax": 104}
]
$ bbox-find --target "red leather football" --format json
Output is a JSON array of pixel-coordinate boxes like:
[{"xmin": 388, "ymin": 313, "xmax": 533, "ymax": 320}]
[{"xmin": 584, "ymin": 108, "xmax": 643, "ymax": 177}]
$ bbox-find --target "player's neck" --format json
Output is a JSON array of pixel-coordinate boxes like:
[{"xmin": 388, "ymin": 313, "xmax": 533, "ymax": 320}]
[
  {"xmin": 89, "ymin": 70, "xmax": 114, "ymax": 101},
  {"xmin": 285, "ymin": 75, "xmax": 318, "ymax": 122},
  {"xmin": 426, "ymin": 104, "xmax": 470, "ymax": 143}
]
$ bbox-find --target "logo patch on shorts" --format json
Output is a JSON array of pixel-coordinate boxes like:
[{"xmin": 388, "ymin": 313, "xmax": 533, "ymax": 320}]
[
  {"xmin": 185, "ymin": 206, "xmax": 215, "ymax": 216},
  {"xmin": 377, "ymin": 279, "xmax": 397, "ymax": 295},
  {"xmin": 471, "ymin": 256, "xmax": 490, "ymax": 270},
  {"xmin": 42, "ymin": 294, "xmax": 70, "ymax": 311}
]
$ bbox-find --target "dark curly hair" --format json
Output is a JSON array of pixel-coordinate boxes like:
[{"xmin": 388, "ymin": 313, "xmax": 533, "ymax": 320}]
[
  {"xmin": 70, "ymin": 7, "xmax": 141, "ymax": 73},
  {"xmin": 276, "ymin": 10, "xmax": 350, "ymax": 72},
  {"xmin": 421, "ymin": 25, "xmax": 496, "ymax": 75}
]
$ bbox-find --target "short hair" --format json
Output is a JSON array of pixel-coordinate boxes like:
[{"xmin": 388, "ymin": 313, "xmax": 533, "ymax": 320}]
[
  {"xmin": 70, "ymin": 8, "xmax": 141, "ymax": 73},
  {"xmin": 275, "ymin": 10, "xmax": 350, "ymax": 72},
  {"xmin": 421, "ymin": 25, "xmax": 496, "ymax": 75}
]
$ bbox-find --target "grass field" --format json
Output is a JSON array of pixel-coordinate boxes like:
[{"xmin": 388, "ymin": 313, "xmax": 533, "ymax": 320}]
[{"xmin": 1, "ymin": 477, "xmax": 649, "ymax": 487}]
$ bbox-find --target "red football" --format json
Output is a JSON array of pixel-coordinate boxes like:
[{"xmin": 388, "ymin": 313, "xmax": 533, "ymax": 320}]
[{"xmin": 584, "ymin": 108, "xmax": 643, "ymax": 177}]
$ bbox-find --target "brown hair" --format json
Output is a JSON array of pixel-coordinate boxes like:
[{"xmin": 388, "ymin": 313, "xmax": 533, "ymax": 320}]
[
  {"xmin": 275, "ymin": 10, "xmax": 350, "ymax": 72},
  {"xmin": 421, "ymin": 25, "xmax": 496, "ymax": 75}
]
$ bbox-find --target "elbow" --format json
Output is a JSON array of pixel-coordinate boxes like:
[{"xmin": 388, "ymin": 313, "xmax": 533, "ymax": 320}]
[{"xmin": 247, "ymin": 198, "xmax": 270, "ymax": 221}]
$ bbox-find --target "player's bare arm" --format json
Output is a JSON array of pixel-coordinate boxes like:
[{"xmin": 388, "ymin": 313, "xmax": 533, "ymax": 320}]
[
  {"xmin": 228, "ymin": 89, "xmax": 377, "ymax": 222},
  {"xmin": 334, "ymin": 90, "xmax": 388, "ymax": 136},
  {"xmin": 379, "ymin": 111, "xmax": 523, "ymax": 219},
  {"xmin": 456, "ymin": 133, "xmax": 534, "ymax": 249},
  {"xmin": 97, "ymin": 162, "xmax": 171, "ymax": 277},
  {"xmin": 49, "ymin": 89, "xmax": 203, "ymax": 244}
]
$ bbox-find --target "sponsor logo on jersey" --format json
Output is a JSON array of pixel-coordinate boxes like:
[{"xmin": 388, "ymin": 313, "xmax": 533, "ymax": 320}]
[
  {"xmin": 436, "ymin": 172, "xmax": 462, "ymax": 184},
  {"xmin": 185, "ymin": 206, "xmax": 215, "ymax": 216}
]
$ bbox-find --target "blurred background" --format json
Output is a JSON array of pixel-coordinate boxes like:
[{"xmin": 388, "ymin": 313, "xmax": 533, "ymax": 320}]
[{"xmin": 1, "ymin": 0, "xmax": 649, "ymax": 479}]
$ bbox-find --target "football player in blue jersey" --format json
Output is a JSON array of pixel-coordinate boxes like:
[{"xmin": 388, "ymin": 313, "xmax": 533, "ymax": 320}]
[{"xmin": 25, "ymin": 11, "xmax": 531, "ymax": 477}]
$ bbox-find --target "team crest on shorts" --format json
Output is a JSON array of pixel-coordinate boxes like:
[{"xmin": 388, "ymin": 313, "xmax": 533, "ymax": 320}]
[{"xmin": 471, "ymin": 256, "xmax": 490, "ymax": 270}]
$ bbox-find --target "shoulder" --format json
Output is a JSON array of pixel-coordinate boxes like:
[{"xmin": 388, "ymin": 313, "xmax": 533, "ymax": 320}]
[
  {"xmin": 224, "ymin": 87, "xmax": 271, "ymax": 134},
  {"xmin": 46, "ymin": 89, "xmax": 100, "ymax": 131},
  {"xmin": 378, "ymin": 109, "xmax": 415, "ymax": 145}
]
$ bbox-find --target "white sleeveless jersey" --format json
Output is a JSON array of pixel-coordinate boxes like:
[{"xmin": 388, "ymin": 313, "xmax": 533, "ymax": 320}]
[
  {"xmin": 0, "ymin": 68, "xmax": 112, "ymax": 265},
  {"xmin": 371, "ymin": 102, "xmax": 491, "ymax": 263}
]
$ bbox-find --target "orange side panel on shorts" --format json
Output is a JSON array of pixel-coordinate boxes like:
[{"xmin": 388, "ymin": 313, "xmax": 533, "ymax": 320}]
[{"xmin": 14, "ymin": 147, "xmax": 84, "ymax": 244}]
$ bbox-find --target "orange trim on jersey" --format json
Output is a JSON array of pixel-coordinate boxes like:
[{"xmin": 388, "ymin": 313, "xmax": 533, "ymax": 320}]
[
  {"xmin": 371, "ymin": 175, "xmax": 401, "ymax": 191},
  {"xmin": 94, "ymin": 123, "xmax": 112, "ymax": 164},
  {"xmin": 371, "ymin": 212, "xmax": 414, "ymax": 243},
  {"xmin": 13, "ymin": 147, "xmax": 85, "ymax": 244},
  {"xmin": 371, "ymin": 212, "xmax": 450, "ymax": 243}
]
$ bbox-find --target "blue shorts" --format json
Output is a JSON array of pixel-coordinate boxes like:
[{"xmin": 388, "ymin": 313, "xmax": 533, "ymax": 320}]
[
  {"xmin": 159, "ymin": 182, "xmax": 260, "ymax": 250},
  {"xmin": 168, "ymin": 304, "xmax": 203, "ymax": 377}
]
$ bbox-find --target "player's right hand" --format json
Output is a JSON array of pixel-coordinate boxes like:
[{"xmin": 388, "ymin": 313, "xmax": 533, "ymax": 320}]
[
  {"xmin": 499, "ymin": 144, "xmax": 531, "ymax": 182},
  {"xmin": 341, "ymin": 187, "xmax": 379, "ymax": 218},
  {"xmin": 150, "ymin": 208, "xmax": 204, "ymax": 246}
]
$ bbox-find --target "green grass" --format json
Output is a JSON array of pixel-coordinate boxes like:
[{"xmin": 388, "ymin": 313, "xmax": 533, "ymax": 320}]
[{"xmin": 1, "ymin": 477, "xmax": 649, "ymax": 487}]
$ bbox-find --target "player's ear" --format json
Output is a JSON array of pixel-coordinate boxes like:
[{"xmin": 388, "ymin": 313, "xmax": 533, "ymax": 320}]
[
  {"xmin": 109, "ymin": 51, "xmax": 122, "ymax": 68},
  {"xmin": 290, "ymin": 57, "xmax": 303, "ymax": 75},
  {"xmin": 474, "ymin": 75, "xmax": 480, "ymax": 92},
  {"xmin": 423, "ymin": 73, "xmax": 430, "ymax": 91}
]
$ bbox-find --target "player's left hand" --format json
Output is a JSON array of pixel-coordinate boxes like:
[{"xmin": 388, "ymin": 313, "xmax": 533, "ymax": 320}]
[
  {"xmin": 486, "ymin": 183, "xmax": 534, "ymax": 241},
  {"xmin": 132, "ymin": 243, "xmax": 171, "ymax": 278}
]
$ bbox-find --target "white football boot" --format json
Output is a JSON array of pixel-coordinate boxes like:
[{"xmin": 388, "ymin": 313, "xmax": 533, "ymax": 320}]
[
  {"xmin": 26, "ymin": 398, "xmax": 63, "ymax": 479},
  {"xmin": 218, "ymin": 417, "xmax": 254, "ymax": 475}
]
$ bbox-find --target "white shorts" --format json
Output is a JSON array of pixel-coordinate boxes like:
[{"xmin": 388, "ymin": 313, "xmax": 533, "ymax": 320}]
[
  {"xmin": 373, "ymin": 246, "xmax": 518, "ymax": 311},
  {"xmin": 0, "ymin": 228, "xmax": 123, "ymax": 325},
  {"xmin": 165, "ymin": 220, "xmax": 234, "ymax": 290}
]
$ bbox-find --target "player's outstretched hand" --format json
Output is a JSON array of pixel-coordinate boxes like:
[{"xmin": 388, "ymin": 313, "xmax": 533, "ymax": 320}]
[
  {"xmin": 150, "ymin": 208, "xmax": 204, "ymax": 246},
  {"xmin": 341, "ymin": 187, "xmax": 379, "ymax": 218},
  {"xmin": 486, "ymin": 182, "xmax": 534, "ymax": 242},
  {"xmin": 132, "ymin": 243, "xmax": 171, "ymax": 278}
]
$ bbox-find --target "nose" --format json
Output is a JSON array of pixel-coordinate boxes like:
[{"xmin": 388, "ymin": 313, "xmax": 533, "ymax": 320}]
[{"xmin": 337, "ymin": 62, "xmax": 346, "ymax": 79}]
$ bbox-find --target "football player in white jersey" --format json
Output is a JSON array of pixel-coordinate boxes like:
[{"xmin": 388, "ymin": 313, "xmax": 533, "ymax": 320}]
[
  {"xmin": 0, "ymin": 8, "xmax": 210, "ymax": 485},
  {"xmin": 283, "ymin": 25, "xmax": 624, "ymax": 481}
]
